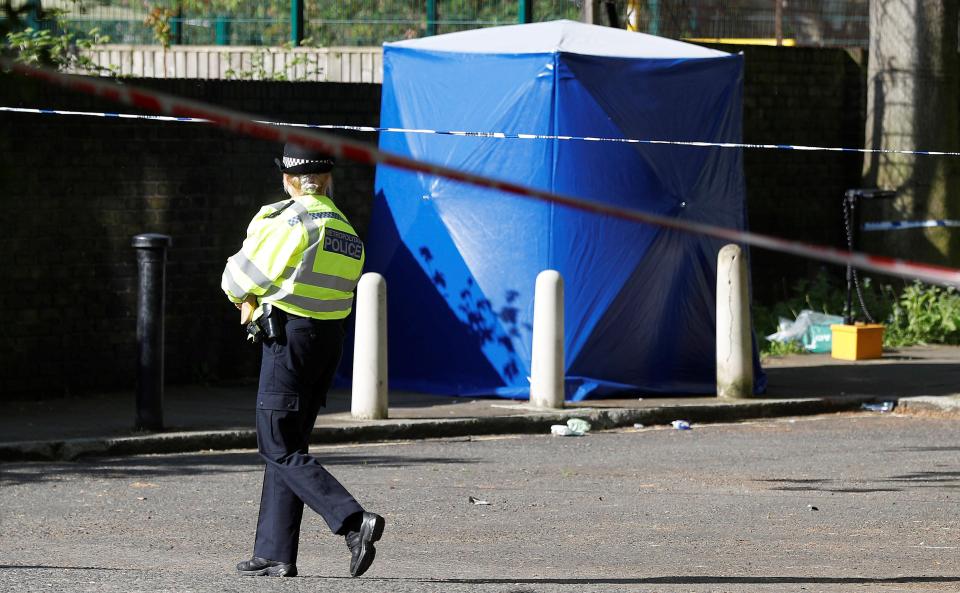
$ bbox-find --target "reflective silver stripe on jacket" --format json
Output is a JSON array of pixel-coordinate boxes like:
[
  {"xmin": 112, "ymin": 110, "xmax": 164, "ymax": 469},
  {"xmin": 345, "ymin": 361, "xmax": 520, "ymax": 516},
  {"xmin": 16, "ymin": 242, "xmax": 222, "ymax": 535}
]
[
  {"xmin": 228, "ymin": 252, "xmax": 273, "ymax": 290},
  {"xmin": 222, "ymin": 269, "xmax": 247, "ymax": 298},
  {"xmin": 286, "ymin": 200, "xmax": 360, "ymax": 294},
  {"xmin": 272, "ymin": 291, "xmax": 355, "ymax": 313},
  {"xmin": 288, "ymin": 200, "xmax": 320, "ymax": 244},
  {"xmin": 231, "ymin": 201, "xmax": 321, "ymax": 298},
  {"xmin": 281, "ymin": 261, "xmax": 359, "ymax": 294}
]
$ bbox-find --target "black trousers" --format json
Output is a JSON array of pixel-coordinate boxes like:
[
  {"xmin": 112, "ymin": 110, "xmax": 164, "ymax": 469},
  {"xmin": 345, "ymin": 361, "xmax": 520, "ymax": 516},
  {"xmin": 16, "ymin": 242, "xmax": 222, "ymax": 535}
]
[{"xmin": 253, "ymin": 314, "xmax": 364, "ymax": 564}]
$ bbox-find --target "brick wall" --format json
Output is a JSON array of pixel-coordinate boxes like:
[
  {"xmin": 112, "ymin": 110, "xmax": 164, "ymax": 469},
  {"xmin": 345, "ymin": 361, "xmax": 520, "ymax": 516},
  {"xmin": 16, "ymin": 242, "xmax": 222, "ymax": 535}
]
[
  {"xmin": 734, "ymin": 46, "xmax": 867, "ymax": 302},
  {"xmin": 0, "ymin": 46, "xmax": 866, "ymax": 399},
  {"xmin": 0, "ymin": 76, "xmax": 381, "ymax": 399}
]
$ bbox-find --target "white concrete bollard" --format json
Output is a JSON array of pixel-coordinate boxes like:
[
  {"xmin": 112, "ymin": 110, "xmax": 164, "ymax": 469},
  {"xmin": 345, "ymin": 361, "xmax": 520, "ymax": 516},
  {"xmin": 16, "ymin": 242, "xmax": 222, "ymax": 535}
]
[
  {"xmin": 716, "ymin": 244, "xmax": 754, "ymax": 398},
  {"xmin": 352, "ymin": 273, "xmax": 388, "ymax": 419},
  {"xmin": 530, "ymin": 270, "xmax": 565, "ymax": 409}
]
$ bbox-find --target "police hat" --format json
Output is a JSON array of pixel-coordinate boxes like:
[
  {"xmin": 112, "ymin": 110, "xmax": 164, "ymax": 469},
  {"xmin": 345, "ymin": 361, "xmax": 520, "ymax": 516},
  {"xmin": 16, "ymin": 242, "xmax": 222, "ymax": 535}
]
[{"xmin": 274, "ymin": 142, "xmax": 336, "ymax": 174}]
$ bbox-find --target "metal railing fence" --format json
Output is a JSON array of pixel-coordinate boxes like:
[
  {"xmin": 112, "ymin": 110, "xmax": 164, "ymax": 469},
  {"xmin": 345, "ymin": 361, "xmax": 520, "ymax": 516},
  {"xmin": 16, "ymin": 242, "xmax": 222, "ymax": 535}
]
[
  {"xmin": 3, "ymin": 0, "xmax": 869, "ymax": 48},
  {"xmin": 634, "ymin": 0, "xmax": 869, "ymax": 48}
]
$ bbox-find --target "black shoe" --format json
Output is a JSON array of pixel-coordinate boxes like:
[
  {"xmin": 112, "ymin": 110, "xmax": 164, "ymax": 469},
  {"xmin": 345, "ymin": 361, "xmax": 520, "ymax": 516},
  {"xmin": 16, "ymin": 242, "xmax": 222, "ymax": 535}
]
[
  {"xmin": 236, "ymin": 556, "xmax": 297, "ymax": 577},
  {"xmin": 345, "ymin": 512, "xmax": 385, "ymax": 577}
]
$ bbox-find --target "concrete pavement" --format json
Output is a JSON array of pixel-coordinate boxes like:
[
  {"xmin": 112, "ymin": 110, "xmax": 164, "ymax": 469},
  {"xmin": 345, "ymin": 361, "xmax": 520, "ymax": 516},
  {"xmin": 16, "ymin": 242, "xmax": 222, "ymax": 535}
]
[
  {"xmin": 2, "ymin": 414, "xmax": 959, "ymax": 592},
  {"xmin": 2, "ymin": 345, "xmax": 958, "ymax": 461}
]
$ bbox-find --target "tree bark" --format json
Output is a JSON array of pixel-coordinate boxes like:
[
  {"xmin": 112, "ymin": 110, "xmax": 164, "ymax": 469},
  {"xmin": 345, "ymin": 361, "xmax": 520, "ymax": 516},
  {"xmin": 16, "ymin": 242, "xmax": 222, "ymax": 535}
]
[{"xmin": 863, "ymin": 0, "xmax": 960, "ymax": 266}]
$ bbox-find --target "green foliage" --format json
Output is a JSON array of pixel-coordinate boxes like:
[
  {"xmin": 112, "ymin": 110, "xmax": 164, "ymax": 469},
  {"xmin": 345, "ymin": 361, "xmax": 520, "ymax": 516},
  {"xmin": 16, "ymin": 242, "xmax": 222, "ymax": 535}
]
[
  {"xmin": 753, "ymin": 270, "xmax": 865, "ymax": 355},
  {"xmin": 3, "ymin": 1, "xmax": 114, "ymax": 73},
  {"xmin": 17, "ymin": 0, "xmax": 582, "ymax": 46},
  {"xmin": 144, "ymin": 6, "xmax": 176, "ymax": 48},
  {"xmin": 885, "ymin": 283, "xmax": 960, "ymax": 346},
  {"xmin": 175, "ymin": 0, "xmax": 246, "ymax": 11},
  {"xmin": 6, "ymin": 24, "xmax": 113, "ymax": 73},
  {"xmin": 755, "ymin": 271, "xmax": 960, "ymax": 356},
  {"xmin": 762, "ymin": 338, "xmax": 807, "ymax": 357},
  {"xmin": 222, "ymin": 48, "xmax": 320, "ymax": 81}
]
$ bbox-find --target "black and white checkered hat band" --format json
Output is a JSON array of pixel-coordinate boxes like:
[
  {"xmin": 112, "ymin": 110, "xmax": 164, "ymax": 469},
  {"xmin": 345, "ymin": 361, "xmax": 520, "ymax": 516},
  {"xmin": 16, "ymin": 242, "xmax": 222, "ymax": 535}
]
[{"xmin": 283, "ymin": 157, "xmax": 326, "ymax": 168}]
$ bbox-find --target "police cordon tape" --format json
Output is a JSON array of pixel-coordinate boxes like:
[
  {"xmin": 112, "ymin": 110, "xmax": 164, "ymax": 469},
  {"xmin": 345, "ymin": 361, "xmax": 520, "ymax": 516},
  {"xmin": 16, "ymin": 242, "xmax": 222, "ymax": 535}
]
[
  {"xmin": 3, "ymin": 104, "xmax": 960, "ymax": 158},
  {"xmin": 9, "ymin": 106, "xmax": 960, "ymax": 236},
  {"xmin": 863, "ymin": 220, "xmax": 960, "ymax": 232},
  {"xmin": 4, "ymin": 58, "xmax": 960, "ymax": 287}
]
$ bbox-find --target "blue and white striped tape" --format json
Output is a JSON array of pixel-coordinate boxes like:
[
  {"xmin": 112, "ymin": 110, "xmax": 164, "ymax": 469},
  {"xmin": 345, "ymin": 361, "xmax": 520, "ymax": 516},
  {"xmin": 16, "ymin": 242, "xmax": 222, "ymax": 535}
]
[
  {"xmin": 5, "ymin": 57, "xmax": 960, "ymax": 287},
  {"xmin": 863, "ymin": 219, "xmax": 960, "ymax": 232},
  {"xmin": 3, "ymin": 105, "xmax": 960, "ymax": 158},
  {"xmin": 0, "ymin": 106, "xmax": 201, "ymax": 122}
]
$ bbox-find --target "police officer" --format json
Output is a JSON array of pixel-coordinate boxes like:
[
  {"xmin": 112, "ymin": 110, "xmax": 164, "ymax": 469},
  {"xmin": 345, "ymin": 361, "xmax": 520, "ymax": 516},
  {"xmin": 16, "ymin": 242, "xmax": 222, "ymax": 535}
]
[{"xmin": 222, "ymin": 142, "xmax": 384, "ymax": 578}]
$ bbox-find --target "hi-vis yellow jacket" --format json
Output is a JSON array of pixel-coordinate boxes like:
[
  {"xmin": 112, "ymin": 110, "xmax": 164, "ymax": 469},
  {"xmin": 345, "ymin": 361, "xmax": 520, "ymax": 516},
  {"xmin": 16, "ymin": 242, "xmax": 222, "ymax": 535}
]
[{"xmin": 221, "ymin": 192, "xmax": 365, "ymax": 320}]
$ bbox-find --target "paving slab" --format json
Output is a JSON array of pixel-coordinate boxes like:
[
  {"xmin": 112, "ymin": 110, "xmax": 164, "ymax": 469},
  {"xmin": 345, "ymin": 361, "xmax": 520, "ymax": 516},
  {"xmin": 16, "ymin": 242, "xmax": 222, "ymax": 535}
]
[{"xmin": 2, "ymin": 345, "xmax": 957, "ymax": 461}]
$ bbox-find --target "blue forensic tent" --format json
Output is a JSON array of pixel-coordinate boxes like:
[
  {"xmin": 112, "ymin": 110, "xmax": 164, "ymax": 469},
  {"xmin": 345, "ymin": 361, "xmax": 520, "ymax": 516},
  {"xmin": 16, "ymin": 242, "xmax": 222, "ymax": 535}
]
[{"xmin": 362, "ymin": 20, "xmax": 765, "ymax": 400}]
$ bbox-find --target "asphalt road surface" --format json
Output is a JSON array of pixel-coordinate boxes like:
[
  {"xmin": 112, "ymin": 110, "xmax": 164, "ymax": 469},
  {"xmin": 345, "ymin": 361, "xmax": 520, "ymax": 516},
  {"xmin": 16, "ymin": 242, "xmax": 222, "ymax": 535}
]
[{"xmin": 2, "ymin": 413, "xmax": 958, "ymax": 593}]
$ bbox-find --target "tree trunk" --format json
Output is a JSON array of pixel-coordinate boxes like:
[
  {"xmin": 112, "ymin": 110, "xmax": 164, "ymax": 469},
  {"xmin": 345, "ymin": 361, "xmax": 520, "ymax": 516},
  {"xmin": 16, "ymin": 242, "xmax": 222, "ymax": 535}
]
[
  {"xmin": 581, "ymin": 1, "xmax": 602, "ymax": 24},
  {"xmin": 863, "ymin": 0, "xmax": 960, "ymax": 266}
]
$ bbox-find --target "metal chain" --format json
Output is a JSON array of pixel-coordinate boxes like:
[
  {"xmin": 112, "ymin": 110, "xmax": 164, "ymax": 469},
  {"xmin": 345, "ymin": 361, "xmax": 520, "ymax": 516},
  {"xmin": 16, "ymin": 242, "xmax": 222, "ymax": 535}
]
[{"xmin": 843, "ymin": 198, "xmax": 876, "ymax": 323}]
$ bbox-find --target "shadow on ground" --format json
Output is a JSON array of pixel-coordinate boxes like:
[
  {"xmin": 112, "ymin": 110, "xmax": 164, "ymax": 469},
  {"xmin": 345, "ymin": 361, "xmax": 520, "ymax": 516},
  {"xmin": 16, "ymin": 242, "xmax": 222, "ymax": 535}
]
[
  {"xmin": 3, "ymin": 567, "xmax": 958, "ymax": 585},
  {"xmin": 765, "ymin": 363, "xmax": 960, "ymax": 398},
  {"xmin": 755, "ymin": 468, "xmax": 960, "ymax": 493},
  {"xmin": 0, "ymin": 450, "xmax": 481, "ymax": 486},
  {"xmin": 329, "ymin": 575, "xmax": 960, "ymax": 585}
]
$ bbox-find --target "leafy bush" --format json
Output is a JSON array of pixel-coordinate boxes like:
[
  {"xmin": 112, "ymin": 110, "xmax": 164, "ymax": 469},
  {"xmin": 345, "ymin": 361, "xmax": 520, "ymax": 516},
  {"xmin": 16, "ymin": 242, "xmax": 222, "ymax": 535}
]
[
  {"xmin": 885, "ymin": 283, "xmax": 960, "ymax": 346},
  {"xmin": 753, "ymin": 271, "xmax": 960, "ymax": 355},
  {"xmin": 6, "ymin": 25, "xmax": 112, "ymax": 73},
  {"xmin": 752, "ymin": 271, "xmax": 887, "ymax": 355},
  {"xmin": 4, "ymin": 2, "xmax": 114, "ymax": 75}
]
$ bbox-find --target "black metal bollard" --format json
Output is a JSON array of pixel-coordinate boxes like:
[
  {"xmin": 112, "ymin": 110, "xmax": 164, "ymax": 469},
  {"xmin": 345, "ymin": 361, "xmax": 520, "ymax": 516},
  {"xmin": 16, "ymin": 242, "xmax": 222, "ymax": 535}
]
[{"xmin": 132, "ymin": 233, "xmax": 172, "ymax": 431}]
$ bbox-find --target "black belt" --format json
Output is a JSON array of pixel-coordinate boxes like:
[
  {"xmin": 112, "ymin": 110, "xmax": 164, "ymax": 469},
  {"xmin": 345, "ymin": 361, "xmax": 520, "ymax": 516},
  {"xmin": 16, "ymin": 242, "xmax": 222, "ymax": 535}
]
[
  {"xmin": 268, "ymin": 305, "xmax": 343, "ymax": 327},
  {"xmin": 246, "ymin": 305, "xmax": 342, "ymax": 344},
  {"xmin": 270, "ymin": 306, "xmax": 301, "ymax": 320}
]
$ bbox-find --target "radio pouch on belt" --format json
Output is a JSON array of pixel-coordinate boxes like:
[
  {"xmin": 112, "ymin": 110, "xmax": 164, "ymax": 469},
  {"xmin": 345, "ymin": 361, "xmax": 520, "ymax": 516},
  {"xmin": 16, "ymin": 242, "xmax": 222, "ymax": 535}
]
[
  {"xmin": 245, "ymin": 304, "xmax": 281, "ymax": 344},
  {"xmin": 260, "ymin": 305, "xmax": 282, "ymax": 340}
]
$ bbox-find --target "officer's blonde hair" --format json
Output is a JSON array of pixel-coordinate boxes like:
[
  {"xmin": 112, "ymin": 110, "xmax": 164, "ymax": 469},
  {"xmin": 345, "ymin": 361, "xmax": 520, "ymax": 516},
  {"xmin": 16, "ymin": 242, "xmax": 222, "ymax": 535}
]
[{"xmin": 283, "ymin": 173, "xmax": 333, "ymax": 198}]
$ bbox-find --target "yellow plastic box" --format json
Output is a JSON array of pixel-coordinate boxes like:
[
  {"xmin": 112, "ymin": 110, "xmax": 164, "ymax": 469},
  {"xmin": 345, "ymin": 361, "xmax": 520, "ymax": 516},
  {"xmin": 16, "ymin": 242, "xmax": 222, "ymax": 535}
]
[{"xmin": 830, "ymin": 324, "xmax": 884, "ymax": 361}]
